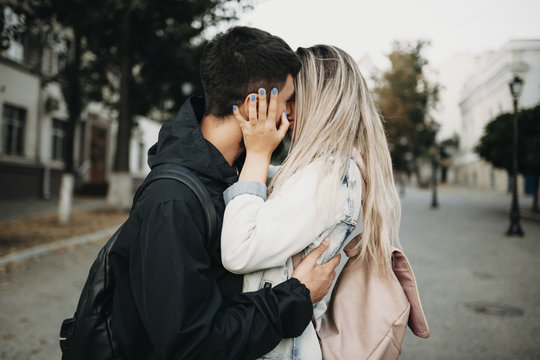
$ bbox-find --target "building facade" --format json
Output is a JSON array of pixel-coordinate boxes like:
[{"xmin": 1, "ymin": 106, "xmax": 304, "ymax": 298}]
[
  {"xmin": 454, "ymin": 39, "xmax": 540, "ymax": 194},
  {"xmin": 0, "ymin": 5, "xmax": 160, "ymax": 200}
]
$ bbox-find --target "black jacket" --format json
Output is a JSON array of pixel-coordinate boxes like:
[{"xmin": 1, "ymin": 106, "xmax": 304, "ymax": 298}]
[{"xmin": 109, "ymin": 97, "xmax": 313, "ymax": 360}]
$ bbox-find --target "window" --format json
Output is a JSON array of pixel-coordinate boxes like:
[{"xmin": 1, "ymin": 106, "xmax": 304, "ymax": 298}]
[
  {"xmin": 1, "ymin": 104, "xmax": 26, "ymax": 156},
  {"xmin": 43, "ymin": 31, "xmax": 69, "ymax": 76},
  {"xmin": 51, "ymin": 118, "xmax": 66, "ymax": 161}
]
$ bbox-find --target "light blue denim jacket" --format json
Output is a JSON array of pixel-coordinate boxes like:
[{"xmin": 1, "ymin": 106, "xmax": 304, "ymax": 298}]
[{"xmin": 222, "ymin": 159, "xmax": 363, "ymax": 360}]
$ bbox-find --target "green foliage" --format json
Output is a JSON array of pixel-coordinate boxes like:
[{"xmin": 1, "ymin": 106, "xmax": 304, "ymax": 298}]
[
  {"xmin": 35, "ymin": 0, "xmax": 246, "ymax": 120},
  {"xmin": 374, "ymin": 41, "xmax": 440, "ymax": 171},
  {"xmin": 475, "ymin": 105, "xmax": 540, "ymax": 176},
  {"xmin": 27, "ymin": 0, "xmax": 249, "ymax": 175}
]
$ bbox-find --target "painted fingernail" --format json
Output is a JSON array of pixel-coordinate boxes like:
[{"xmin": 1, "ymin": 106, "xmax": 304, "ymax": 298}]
[
  {"xmin": 232, "ymin": 105, "xmax": 237, "ymax": 111},
  {"xmin": 251, "ymin": 94, "xmax": 256, "ymax": 101},
  {"xmin": 272, "ymin": 88, "xmax": 277, "ymax": 95},
  {"xmin": 259, "ymin": 89, "xmax": 265, "ymax": 95},
  {"xmin": 283, "ymin": 112, "xmax": 287, "ymax": 119}
]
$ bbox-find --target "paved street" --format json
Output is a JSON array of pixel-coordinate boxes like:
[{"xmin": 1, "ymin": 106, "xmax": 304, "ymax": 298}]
[
  {"xmin": 0, "ymin": 186, "xmax": 539, "ymax": 359},
  {"xmin": 400, "ymin": 186, "xmax": 540, "ymax": 360},
  {"xmin": 0, "ymin": 238, "xmax": 109, "ymax": 360}
]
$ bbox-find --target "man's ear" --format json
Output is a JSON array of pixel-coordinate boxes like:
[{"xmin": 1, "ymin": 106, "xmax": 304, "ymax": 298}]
[{"xmin": 240, "ymin": 94, "xmax": 252, "ymax": 119}]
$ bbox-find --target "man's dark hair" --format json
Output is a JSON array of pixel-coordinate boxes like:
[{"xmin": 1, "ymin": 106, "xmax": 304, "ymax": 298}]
[{"xmin": 200, "ymin": 26, "xmax": 300, "ymax": 117}]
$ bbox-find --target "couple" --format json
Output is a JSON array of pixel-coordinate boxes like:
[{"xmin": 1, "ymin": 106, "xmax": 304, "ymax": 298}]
[{"xmin": 109, "ymin": 26, "xmax": 401, "ymax": 359}]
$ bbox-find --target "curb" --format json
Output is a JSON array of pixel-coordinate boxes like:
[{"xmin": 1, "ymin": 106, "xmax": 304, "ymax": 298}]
[{"xmin": 0, "ymin": 225, "xmax": 120, "ymax": 271}]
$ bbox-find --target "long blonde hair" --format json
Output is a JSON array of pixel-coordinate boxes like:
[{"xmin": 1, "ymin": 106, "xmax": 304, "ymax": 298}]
[{"xmin": 269, "ymin": 45, "xmax": 401, "ymax": 274}]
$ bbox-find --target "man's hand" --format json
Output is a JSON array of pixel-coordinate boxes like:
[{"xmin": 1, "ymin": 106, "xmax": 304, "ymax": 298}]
[{"xmin": 292, "ymin": 238, "xmax": 341, "ymax": 303}]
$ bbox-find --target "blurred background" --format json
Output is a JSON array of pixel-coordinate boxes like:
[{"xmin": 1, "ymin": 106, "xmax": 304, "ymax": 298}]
[{"xmin": 0, "ymin": 0, "xmax": 539, "ymax": 359}]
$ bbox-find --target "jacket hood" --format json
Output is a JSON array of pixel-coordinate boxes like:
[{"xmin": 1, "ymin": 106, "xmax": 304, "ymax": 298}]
[{"xmin": 147, "ymin": 96, "xmax": 238, "ymax": 185}]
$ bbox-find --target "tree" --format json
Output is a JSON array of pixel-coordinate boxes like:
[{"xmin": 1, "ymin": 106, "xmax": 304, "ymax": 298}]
[
  {"xmin": 82, "ymin": 0, "xmax": 247, "ymax": 209},
  {"xmin": 374, "ymin": 41, "xmax": 440, "ymax": 185},
  {"xmin": 475, "ymin": 105, "xmax": 540, "ymax": 212},
  {"xmin": 1, "ymin": 1, "xmax": 94, "ymax": 223},
  {"xmin": 32, "ymin": 0, "xmax": 249, "ymax": 209},
  {"xmin": 25, "ymin": 0, "xmax": 119, "ymax": 223}
]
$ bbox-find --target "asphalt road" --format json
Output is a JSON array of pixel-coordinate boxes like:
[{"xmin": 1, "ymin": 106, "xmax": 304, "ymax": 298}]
[
  {"xmin": 399, "ymin": 187, "xmax": 540, "ymax": 360},
  {"xmin": 0, "ymin": 239, "xmax": 107, "ymax": 360},
  {"xmin": 0, "ymin": 186, "xmax": 539, "ymax": 360}
]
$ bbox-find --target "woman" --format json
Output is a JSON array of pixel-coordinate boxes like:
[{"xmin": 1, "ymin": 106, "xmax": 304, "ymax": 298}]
[{"xmin": 221, "ymin": 45, "xmax": 401, "ymax": 359}]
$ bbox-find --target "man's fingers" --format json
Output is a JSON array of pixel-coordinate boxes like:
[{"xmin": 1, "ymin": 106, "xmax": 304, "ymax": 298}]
[
  {"xmin": 257, "ymin": 89, "xmax": 267, "ymax": 124},
  {"xmin": 324, "ymin": 253, "xmax": 341, "ymax": 271},
  {"xmin": 305, "ymin": 237, "xmax": 329, "ymax": 262},
  {"xmin": 248, "ymin": 93, "xmax": 258, "ymax": 125}
]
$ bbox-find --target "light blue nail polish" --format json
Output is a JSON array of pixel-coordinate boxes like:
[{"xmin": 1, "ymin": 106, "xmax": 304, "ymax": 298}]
[
  {"xmin": 251, "ymin": 94, "xmax": 256, "ymax": 101},
  {"xmin": 272, "ymin": 88, "xmax": 277, "ymax": 95},
  {"xmin": 283, "ymin": 111, "xmax": 287, "ymax": 118},
  {"xmin": 232, "ymin": 105, "xmax": 237, "ymax": 111},
  {"xmin": 259, "ymin": 89, "xmax": 265, "ymax": 95}
]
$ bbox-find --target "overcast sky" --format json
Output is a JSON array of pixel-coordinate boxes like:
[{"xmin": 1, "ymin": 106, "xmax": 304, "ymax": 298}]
[{"xmin": 217, "ymin": 0, "xmax": 540, "ymax": 70}]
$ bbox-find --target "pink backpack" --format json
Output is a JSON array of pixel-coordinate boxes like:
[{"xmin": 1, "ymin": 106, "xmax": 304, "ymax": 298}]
[{"xmin": 317, "ymin": 239, "xmax": 429, "ymax": 360}]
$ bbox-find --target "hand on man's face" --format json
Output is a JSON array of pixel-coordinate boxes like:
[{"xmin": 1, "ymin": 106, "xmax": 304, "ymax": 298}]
[
  {"xmin": 236, "ymin": 74, "xmax": 295, "ymax": 131},
  {"xmin": 233, "ymin": 87, "xmax": 289, "ymax": 159}
]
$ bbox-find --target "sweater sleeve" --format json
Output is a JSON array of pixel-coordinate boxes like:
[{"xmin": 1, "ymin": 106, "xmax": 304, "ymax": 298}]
[
  {"xmin": 129, "ymin": 191, "xmax": 312, "ymax": 360},
  {"xmin": 221, "ymin": 160, "xmax": 361, "ymax": 274}
]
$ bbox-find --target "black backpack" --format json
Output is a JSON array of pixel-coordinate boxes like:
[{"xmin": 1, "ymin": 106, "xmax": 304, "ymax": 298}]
[{"xmin": 59, "ymin": 164, "xmax": 218, "ymax": 360}]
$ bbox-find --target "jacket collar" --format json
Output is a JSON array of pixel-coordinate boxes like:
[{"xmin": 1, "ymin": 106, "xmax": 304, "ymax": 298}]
[{"xmin": 147, "ymin": 97, "xmax": 238, "ymax": 186}]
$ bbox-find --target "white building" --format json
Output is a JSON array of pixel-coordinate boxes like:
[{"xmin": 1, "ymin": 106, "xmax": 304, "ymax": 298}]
[
  {"xmin": 454, "ymin": 39, "xmax": 540, "ymax": 193},
  {"xmin": 433, "ymin": 53, "xmax": 477, "ymax": 142},
  {"xmin": 0, "ymin": 5, "xmax": 160, "ymax": 200}
]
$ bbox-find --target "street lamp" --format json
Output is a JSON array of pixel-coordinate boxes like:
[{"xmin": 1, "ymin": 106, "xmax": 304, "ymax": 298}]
[
  {"xmin": 507, "ymin": 75, "xmax": 524, "ymax": 236},
  {"xmin": 430, "ymin": 146, "xmax": 440, "ymax": 209},
  {"xmin": 429, "ymin": 121, "xmax": 441, "ymax": 209}
]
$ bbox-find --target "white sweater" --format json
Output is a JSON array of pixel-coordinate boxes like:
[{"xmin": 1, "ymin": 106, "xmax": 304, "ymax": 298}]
[{"xmin": 221, "ymin": 158, "xmax": 363, "ymax": 360}]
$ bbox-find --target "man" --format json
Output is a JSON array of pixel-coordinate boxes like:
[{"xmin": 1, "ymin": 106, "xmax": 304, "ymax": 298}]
[{"xmin": 108, "ymin": 27, "xmax": 339, "ymax": 360}]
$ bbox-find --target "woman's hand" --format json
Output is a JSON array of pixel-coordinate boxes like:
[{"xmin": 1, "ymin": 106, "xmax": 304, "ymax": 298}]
[
  {"xmin": 233, "ymin": 88, "xmax": 289, "ymax": 159},
  {"xmin": 233, "ymin": 88, "xmax": 289, "ymax": 184}
]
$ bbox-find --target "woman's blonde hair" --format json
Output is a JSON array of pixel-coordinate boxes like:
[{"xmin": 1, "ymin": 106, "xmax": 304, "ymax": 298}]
[{"xmin": 269, "ymin": 45, "xmax": 401, "ymax": 274}]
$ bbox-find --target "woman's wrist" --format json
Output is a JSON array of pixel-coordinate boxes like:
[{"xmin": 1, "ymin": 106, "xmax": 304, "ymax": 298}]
[
  {"xmin": 239, "ymin": 152, "xmax": 271, "ymax": 183},
  {"xmin": 245, "ymin": 151, "xmax": 271, "ymax": 163}
]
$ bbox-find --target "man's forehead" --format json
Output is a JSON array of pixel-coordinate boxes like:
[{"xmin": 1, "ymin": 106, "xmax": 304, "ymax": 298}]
[{"xmin": 281, "ymin": 74, "xmax": 295, "ymax": 96}]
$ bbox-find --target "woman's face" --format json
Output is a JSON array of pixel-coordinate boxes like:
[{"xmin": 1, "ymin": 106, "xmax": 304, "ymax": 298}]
[{"xmin": 286, "ymin": 99, "xmax": 296, "ymax": 132}]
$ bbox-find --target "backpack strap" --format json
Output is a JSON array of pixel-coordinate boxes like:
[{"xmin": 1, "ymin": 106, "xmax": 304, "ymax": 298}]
[{"xmin": 133, "ymin": 164, "xmax": 218, "ymax": 243}]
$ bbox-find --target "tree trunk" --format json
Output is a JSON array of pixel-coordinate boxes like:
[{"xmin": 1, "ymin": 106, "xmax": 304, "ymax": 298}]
[
  {"xmin": 532, "ymin": 175, "xmax": 539, "ymax": 213},
  {"xmin": 58, "ymin": 174, "xmax": 75, "ymax": 225},
  {"xmin": 107, "ymin": 7, "xmax": 133, "ymax": 209},
  {"xmin": 58, "ymin": 26, "xmax": 82, "ymax": 225}
]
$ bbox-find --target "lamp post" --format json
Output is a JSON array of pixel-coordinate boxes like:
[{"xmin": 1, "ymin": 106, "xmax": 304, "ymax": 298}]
[
  {"xmin": 430, "ymin": 146, "xmax": 440, "ymax": 209},
  {"xmin": 506, "ymin": 75, "xmax": 524, "ymax": 236},
  {"xmin": 429, "ymin": 121, "xmax": 441, "ymax": 209}
]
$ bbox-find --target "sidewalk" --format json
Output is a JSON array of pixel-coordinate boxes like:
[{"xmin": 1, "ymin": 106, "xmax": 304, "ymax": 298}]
[
  {"xmin": 0, "ymin": 196, "xmax": 107, "ymax": 222},
  {"xmin": 0, "ymin": 196, "xmax": 127, "ymax": 272}
]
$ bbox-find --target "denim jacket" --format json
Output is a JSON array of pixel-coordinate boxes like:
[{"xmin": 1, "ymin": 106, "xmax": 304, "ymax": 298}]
[{"xmin": 221, "ymin": 158, "xmax": 363, "ymax": 360}]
